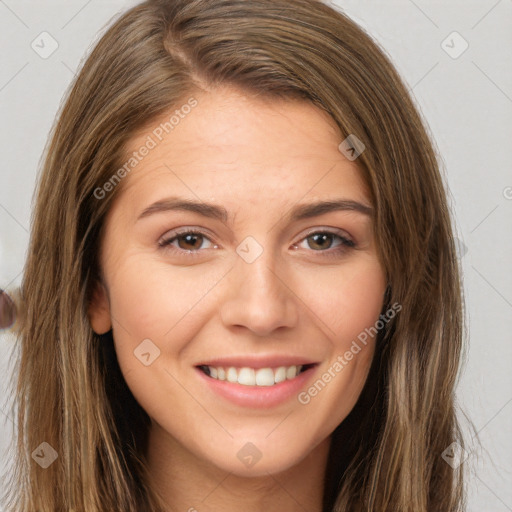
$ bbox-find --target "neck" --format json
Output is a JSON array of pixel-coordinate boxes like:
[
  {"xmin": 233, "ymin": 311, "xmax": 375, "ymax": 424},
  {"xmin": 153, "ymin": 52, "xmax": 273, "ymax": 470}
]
[{"xmin": 146, "ymin": 423, "xmax": 331, "ymax": 512}]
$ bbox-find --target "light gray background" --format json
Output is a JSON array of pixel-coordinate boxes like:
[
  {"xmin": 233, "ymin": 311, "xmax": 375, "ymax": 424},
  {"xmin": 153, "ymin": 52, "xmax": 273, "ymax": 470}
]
[{"xmin": 0, "ymin": 1, "xmax": 511, "ymax": 510}]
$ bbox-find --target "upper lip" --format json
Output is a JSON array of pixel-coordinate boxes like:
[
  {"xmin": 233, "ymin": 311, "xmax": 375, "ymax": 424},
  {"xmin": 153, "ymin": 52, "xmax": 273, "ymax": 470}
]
[{"xmin": 196, "ymin": 356, "xmax": 318, "ymax": 369}]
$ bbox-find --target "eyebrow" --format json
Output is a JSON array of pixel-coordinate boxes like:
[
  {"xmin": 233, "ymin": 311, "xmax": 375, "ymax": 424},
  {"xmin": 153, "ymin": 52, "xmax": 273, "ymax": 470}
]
[{"xmin": 137, "ymin": 196, "xmax": 373, "ymax": 224}]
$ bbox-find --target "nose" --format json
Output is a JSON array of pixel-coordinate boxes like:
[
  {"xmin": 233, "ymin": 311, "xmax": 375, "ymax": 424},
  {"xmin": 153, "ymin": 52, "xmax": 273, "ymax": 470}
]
[{"xmin": 219, "ymin": 250, "xmax": 299, "ymax": 337}]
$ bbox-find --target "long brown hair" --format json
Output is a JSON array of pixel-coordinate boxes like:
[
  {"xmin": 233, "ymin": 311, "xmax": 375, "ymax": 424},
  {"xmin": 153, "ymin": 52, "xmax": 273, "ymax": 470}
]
[{"xmin": 2, "ymin": 0, "xmax": 469, "ymax": 510}]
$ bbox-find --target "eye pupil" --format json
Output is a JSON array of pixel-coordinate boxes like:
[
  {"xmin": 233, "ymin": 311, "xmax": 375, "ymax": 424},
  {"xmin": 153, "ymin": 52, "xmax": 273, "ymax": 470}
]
[
  {"xmin": 178, "ymin": 233, "xmax": 202, "ymax": 250},
  {"xmin": 309, "ymin": 233, "xmax": 332, "ymax": 250}
]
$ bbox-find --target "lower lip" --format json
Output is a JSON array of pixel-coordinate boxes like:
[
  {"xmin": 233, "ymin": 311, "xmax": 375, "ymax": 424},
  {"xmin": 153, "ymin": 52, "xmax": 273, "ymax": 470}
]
[{"xmin": 195, "ymin": 366, "xmax": 318, "ymax": 409}]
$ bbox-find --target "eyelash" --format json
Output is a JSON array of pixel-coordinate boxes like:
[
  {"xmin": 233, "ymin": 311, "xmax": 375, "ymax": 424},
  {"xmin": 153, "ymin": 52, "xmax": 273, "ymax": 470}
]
[{"xmin": 158, "ymin": 228, "xmax": 356, "ymax": 259}]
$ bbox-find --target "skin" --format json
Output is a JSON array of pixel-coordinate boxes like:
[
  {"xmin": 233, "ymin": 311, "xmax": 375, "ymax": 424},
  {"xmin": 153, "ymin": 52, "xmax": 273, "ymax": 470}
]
[{"xmin": 89, "ymin": 86, "xmax": 387, "ymax": 512}]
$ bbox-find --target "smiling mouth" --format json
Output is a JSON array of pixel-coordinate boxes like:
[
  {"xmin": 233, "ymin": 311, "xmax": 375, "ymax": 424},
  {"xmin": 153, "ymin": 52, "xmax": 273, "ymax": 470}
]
[{"xmin": 197, "ymin": 364, "xmax": 316, "ymax": 387}]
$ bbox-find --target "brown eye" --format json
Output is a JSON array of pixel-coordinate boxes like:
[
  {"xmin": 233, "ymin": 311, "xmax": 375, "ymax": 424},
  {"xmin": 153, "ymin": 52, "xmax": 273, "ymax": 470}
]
[
  {"xmin": 307, "ymin": 233, "xmax": 337, "ymax": 251},
  {"xmin": 294, "ymin": 230, "xmax": 356, "ymax": 259},
  {"xmin": 176, "ymin": 233, "xmax": 204, "ymax": 250},
  {"xmin": 159, "ymin": 230, "xmax": 215, "ymax": 255}
]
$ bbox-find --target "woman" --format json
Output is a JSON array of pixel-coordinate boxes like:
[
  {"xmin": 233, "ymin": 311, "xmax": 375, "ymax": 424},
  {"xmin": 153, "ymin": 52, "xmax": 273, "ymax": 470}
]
[{"xmin": 2, "ymin": 0, "xmax": 468, "ymax": 510}]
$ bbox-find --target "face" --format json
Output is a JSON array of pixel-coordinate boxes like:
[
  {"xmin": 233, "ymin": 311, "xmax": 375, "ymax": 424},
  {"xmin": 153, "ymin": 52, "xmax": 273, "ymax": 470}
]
[{"xmin": 89, "ymin": 86, "xmax": 387, "ymax": 477}]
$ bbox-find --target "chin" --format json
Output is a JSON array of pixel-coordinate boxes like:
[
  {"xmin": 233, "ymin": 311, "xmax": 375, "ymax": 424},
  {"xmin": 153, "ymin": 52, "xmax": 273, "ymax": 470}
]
[{"xmin": 194, "ymin": 431, "xmax": 324, "ymax": 477}]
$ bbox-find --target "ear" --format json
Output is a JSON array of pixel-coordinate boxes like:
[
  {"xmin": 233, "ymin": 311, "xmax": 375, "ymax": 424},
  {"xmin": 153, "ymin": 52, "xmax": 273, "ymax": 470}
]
[{"xmin": 87, "ymin": 280, "xmax": 112, "ymax": 334}]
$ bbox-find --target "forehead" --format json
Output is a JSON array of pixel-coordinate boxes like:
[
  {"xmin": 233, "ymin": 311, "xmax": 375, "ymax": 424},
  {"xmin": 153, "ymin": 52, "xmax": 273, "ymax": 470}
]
[{"xmin": 115, "ymin": 87, "xmax": 371, "ymax": 213}]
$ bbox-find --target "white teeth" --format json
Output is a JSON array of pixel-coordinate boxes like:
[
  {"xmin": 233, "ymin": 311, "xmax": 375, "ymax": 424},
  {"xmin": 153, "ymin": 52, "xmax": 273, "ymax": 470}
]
[
  {"xmin": 238, "ymin": 367, "xmax": 255, "ymax": 386},
  {"xmin": 203, "ymin": 364, "xmax": 304, "ymax": 386},
  {"xmin": 286, "ymin": 365, "xmax": 297, "ymax": 379},
  {"xmin": 255, "ymin": 368, "xmax": 275, "ymax": 386},
  {"xmin": 226, "ymin": 367, "xmax": 238, "ymax": 383},
  {"xmin": 274, "ymin": 366, "xmax": 287, "ymax": 383}
]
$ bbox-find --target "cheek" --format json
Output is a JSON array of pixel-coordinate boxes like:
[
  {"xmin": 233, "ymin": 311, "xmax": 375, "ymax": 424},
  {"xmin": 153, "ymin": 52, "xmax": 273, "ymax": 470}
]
[
  {"xmin": 299, "ymin": 255, "xmax": 386, "ymax": 345},
  {"xmin": 104, "ymin": 253, "xmax": 227, "ymax": 369},
  {"xmin": 295, "ymin": 257, "xmax": 386, "ymax": 431},
  {"xmin": 107, "ymin": 253, "xmax": 197, "ymax": 331}
]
